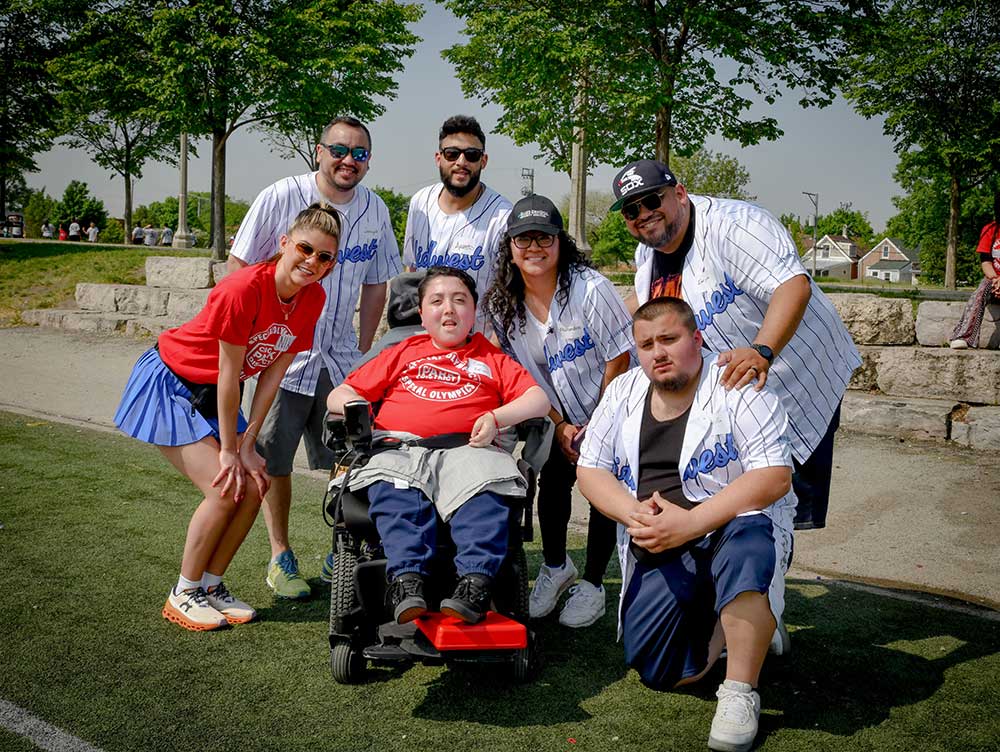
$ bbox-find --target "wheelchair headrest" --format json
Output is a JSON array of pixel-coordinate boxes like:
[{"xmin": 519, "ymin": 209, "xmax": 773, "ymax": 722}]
[{"xmin": 387, "ymin": 271, "xmax": 426, "ymax": 328}]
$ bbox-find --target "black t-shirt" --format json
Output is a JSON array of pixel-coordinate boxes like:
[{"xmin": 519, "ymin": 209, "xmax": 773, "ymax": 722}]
[
  {"xmin": 630, "ymin": 387, "xmax": 693, "ymax": 565},
  {"xmin": 648, "ymin": 203, "xmax": 696, "ymax": 300}
]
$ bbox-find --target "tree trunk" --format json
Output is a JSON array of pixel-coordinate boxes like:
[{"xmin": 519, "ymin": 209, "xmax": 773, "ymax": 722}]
[
  {"xmin": 124, "ymin": 173, "xmax": 133, "ymax": 245},
  {"xmin": 945, "ymin": 172, "xmax": 959, "ymax": 290},
  {"xmin": 211, "ymin": 129, "xmax": 227, "ymax": 261},
  {"xmin": 568, "ymin": 79, "xmax": 590, "ymax": 252},
  {"xmin": 0, "ymin": 176, "xmax": 6, "ymax": 222},
  {"xmin": 655, "ymin": 106, "xmax": 671, "ymax": 167}
]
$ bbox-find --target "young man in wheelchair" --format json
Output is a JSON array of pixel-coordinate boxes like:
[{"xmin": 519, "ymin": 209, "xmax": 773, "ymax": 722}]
[{"xmin": 326, "ymin": 266, "xmax": 550, "ymax": 625}]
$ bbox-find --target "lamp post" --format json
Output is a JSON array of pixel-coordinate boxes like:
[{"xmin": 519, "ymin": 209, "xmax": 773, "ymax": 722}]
[
  {"xmin": 172, "ymin": 133, "xmax": 193, "ymax": 248},
  {"xmin": 803, "ymin": 191, "xmax": 819, "ymax": 279}
]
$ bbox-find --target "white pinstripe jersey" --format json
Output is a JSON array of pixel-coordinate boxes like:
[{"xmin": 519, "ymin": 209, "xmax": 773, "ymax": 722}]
[
  {"xmin": 633, "ymin": 195, "xmax": 861, "ymax": 461},
  {"xmin": 402, "ymin": 183, "xmax": 512, "ymax": 330},
  {"xmin": 578, "ymin": 355, "xmax": 796, "ymax": 635},
  {"xmin": 230, "ymin": 172, "xmax": 402, "ymax": 394},
  {"xmin": 492, "ymin": 267, "xmax": 634, "ymax": 425}
]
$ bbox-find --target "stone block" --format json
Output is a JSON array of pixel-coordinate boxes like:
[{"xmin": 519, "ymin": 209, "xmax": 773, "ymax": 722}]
[
  {"xmin": 166, "ymin": 289, "xmax": 210, "ymax": 320},
  {"xmin": 874, "ymin": 347, "xmax": 1000, "ymax": 405},
  {"xmin": 840, "ymin": 392, "xmax": 957, "ymax": 441},
  {"xmin": 75, "ymin": 283, "xmax": 117, "ymax": 312},
  {"xmin": 21, "ymin": 309, "xmax": 70, "ymax": 328},
  {"xmin": 212, "ymin": 261, "xmax": 230, "ymax": 283},
  {"xmin": 916, "ymin": 301, "xmax": 1000, "ymax": 348},
  {"xmin": 125, "ymin": 317, "xmax": 178, "ymax": 338},
  {"xmin": 57, "ymin": 312, "xmax": 129, "ymax": 334},
  {"xmin": 848, "ymin": 346, "xmax": 881, "ymax": 391},
  {"xmin": 827, "ymin": 293, "xmax": 915, "ymax": 345},
  {"xmin": 114, "ymin": 286, "xmax": 169, "ymax": 316},
  {"xmin": 145, "ymin": 256, "xmax": 214, "ymax": 288},
  {"xmin": 951, "ymin": 406, "xmax": 1000, "ymax": 449}
]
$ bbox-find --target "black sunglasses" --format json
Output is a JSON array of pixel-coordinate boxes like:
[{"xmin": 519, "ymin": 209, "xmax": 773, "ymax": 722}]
[
  {"xmin": 621, "ymin": 189, "xmax": 669, "ymax": 221},
  {"xmin": 294, "ymin": 241, "xmax": 336, "ymax": 264},
  {"xmin": 320, "ymin": 143, "xmax": 370, "ymax": 162},
  {"xmin": 440, "ymin": 147, "xmax": 484, "ymax": 163}
]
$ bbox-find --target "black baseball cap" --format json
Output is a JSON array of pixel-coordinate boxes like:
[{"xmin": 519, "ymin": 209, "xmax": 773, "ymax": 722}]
[
  {"xmin": 610, "ymin": 159, "xmax": 678, "ymax": 211},
  {"xmin": 507, "ymin": 194, "xmax": 564, "ymax": 236}
]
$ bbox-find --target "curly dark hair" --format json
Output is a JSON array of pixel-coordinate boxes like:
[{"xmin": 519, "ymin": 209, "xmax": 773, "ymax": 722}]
[{"xmin": 484, "ymin": 229, "xmax": 594, "ymax": 340}]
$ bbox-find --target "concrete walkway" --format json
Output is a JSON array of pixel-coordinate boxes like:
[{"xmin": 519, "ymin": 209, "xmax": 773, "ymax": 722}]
[{"xmin": 1, "ymin": 326, "xmax": 997, "ymax": 610}]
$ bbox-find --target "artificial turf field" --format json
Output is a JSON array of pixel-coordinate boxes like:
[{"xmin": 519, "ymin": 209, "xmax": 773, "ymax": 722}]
[{"xmin": 1, "ymin": 411, "xmax": 998, "ymax": 751}]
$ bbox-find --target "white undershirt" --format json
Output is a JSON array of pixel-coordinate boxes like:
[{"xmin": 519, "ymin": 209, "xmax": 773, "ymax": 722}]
[{"xmin": 523, "ymin": 307, "xmax": 555, "ymax": 391}]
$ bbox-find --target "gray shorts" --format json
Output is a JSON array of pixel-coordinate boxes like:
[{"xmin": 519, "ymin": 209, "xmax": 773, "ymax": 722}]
[{"xmin": 255, "ymin": 369, "xmax": 335, "ymax": 476}]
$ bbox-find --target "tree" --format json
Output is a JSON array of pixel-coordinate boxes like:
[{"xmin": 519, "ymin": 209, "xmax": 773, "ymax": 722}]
[
  {"xmin": 886, "ymin": 152, "xmax": 996, "ymax": 285},
  {"xmin": 589, "ymin": 211, "xmax": 635, "ymax": 267},
  {"xmin": 147, "ymin": 0, "xmax": 421, "ymax": 260},
  {"xmin": 0, "ymin": 1, "xmax": 84, "ymax": 214},
  {"xmin": 816, "ymin": 203, "xmax": 876, "ymax": 248},
  {"xmin": 844, "ymin": 0, "xmax": 1000, "ymax": 288},
  {"xmin": 443, "ymin": 0, "xmax": 870, "ymax": 251},
  {"xmin": 56, "ymin": 180, "xmax": 107, "ymax": 230},
  {"xmin": 3, "ymin": 173, "xmax": 31, "ymax": 211},
  {"xmin": 49, "ymin": 1, "xmax": 179, "ymax": 243},
  {"xmin": 670, "ymin": 150, "xmax": 753, "ymax": 201},
  {"xmin": 372, "ymin": 186, "xmax": 409, "ymax": 251},
  {"xmin": 22, "ymin": 188, "xmax": 59, "ymax": 238}
]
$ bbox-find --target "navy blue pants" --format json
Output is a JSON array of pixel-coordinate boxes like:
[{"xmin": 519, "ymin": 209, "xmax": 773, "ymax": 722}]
[
  {"xmin": 622, "ymin": 515, "xmax": 777, "ymax": 691},
  {"xmin": 367, "ymin": 481, "xmax": 509, "ymax": 580},
  {"xmin": 792, "ymin": 404, "xmax": 841, "ymax": 530}
]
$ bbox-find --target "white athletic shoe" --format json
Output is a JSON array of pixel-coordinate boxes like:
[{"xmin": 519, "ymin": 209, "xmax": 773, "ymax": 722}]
[
  {"xmin": 949, "ymin": 339, "xmax": 969, "ymax": 349},
  {"xmin": 769, "ymin": 617, "xmax": 791, "ymax": 656},
  {"xmin": 528, "ymin": 557, "xmax": 578, "ymax": 618},
  {"xmin": 162, "ymin": 587, "xmax": 228, "ymax": 632},
  {"xmin": 205, "ymin": 581, "xmax": 256, "ymax": 625},
  {"xmin": 558, "ymin": 581, "xmax": 606, "ymax": 628},
  {"xmin": 708, "ymin": 680, "xmax": 761, "ymax": 752}
]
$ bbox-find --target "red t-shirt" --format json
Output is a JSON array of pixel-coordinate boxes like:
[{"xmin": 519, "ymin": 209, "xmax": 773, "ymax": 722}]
[
  {"xmin": 158, "ymin": 262, "xmax": 325, "ymax": 383},
  {"xmin": 976, "ymin": 221, "xmax": 1000, "ymax": 275},
  {"xmin": 345, "ymin": 333, "xmax": 539, "ymax": 437}
]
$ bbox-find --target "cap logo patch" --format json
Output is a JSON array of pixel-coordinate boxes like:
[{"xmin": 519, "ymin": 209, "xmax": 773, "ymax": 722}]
[
  {"xmin": 617, "ymin": 166, "xmax": 644, "ymax": 195},
  {"xmin": 518, "ymin": 209, "xmax": 550, "ymax": 219}
]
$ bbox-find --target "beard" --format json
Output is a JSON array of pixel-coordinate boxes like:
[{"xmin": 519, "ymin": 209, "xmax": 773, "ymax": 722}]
[
  {"xmin": 649, "ymin": 362, "xmax": 694, "ymax": 393},
  {"xmin": 440, "ymin": 164, "xmax": 482, "ymax": 198},
  {"xmin": 637, "ymin": 212, "xmax": 684, "ymax": 250}
]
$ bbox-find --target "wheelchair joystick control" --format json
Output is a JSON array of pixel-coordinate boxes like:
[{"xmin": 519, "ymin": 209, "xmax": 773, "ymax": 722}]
[
  {"xmin": 344, "ymin": 399, "xmax": 373, "ymax": 452},
  {"xmin": 324, "ymin": 414, "xmax": 349, "ymax": 454}
]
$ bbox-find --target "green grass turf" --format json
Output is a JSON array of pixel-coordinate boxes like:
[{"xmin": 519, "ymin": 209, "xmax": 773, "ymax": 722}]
[
  {"xmin": 1, "ymin": 411, "xmax": 998, "ymax": 751},
  {"xmin": 0, "ymin": 240, "xmax": 207, "ymax": 326}
]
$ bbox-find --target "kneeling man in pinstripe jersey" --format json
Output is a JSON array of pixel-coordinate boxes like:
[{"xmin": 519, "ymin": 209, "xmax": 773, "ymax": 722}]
[
  {"xmin": 612, "ymin": 159, "xmax": 861, "ymax": 531},
  {"xmin": 577, "ymin": 297, "xmax": 795, "ymax": 752}
]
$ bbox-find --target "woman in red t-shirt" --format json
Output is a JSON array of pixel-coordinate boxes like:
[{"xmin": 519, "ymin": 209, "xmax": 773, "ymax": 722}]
[
  {"xmin": 950, "ymin": 202, "xmax": 1000, "ymax": 349},
  {"xmin": 115, "ymin": 203, "xmax": 339, "ymax": 632}
]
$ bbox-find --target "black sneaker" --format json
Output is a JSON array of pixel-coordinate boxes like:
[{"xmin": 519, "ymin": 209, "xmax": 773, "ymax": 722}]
[
  {"xmin": 387, "ymin": 572, "xmax": 427, "ymax": 624},
  {"xmin": 440, "ymin": 574, "xmax": 493, "ymax": 624}
]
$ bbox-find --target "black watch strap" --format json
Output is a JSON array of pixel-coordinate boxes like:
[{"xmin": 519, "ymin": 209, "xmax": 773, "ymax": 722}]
[{"xmin": 751, "ymin": 343, "xmax": 774, "ymax": 364}]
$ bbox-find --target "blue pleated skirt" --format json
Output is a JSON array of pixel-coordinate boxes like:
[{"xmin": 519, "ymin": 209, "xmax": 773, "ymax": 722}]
[{"xmin": 114, "ymin": 348, "xmax": 248, "ymax": 446}]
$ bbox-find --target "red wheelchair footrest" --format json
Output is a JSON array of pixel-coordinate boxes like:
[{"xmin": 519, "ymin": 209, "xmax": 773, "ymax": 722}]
[{"xmin": 415, "ymin": 611, "xmax": 527, "ymax": 650}]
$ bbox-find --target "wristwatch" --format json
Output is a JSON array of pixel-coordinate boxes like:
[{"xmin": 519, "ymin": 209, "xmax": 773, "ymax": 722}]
[{"xmin": 751, "ymin": 343, "xmax": 774, "ymax": 364}]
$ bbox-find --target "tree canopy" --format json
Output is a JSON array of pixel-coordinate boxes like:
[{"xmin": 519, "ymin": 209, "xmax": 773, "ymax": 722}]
[{"xmin": 844, "ymin": 0, "xmax": 1000, "ymax": 287}]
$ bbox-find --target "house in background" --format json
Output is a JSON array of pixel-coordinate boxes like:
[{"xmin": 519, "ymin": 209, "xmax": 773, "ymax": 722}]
[
  {"xmin": 860, "ymin": 237, "xmax": 920, "ymax": 284},
  {"xmin": 799, "ymin": 230, "xmax": 862, "ymax": 279}
]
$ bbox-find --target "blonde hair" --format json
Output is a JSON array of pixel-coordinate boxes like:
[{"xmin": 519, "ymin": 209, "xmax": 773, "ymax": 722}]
[{"xmin": 265, "ymin": 202, "xmax": 342, "ymax": 263}]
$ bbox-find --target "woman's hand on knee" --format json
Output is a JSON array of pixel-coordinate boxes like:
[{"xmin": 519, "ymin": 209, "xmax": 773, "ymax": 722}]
[
  {"xmin": 239, "ymin": 440, "xmax": 271, "ymax": 500},
  {"xmin": 212, "ymin": 448, "xmax": 245, "ymax": 503}
]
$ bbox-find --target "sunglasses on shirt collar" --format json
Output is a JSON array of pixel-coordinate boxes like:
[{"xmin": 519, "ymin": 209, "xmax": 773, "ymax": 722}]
[
  {"xmin": 321, "ymin": 143, "xmax": 370, "ymax": 162},
  {"xmin": 294, "ymin": 241, "xmax": 336, "ymax": 264},
  {"xmin": 621, "ymin": 189, "xmax": 670, "ymax": 221}
]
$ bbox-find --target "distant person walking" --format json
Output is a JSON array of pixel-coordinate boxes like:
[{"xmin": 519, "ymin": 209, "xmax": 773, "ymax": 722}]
[
  {"xmin": 143, "ymin": 224, "xmax": 158, "ymax": 247},
  {"xmin": 67, "ymin": 219, "xmax": 82, "ymax": 241},
  {"xmin": 161, "ymin": 225, "xmax": 174, "ymax": 246},
  {"xmin": 132, "ymin": 225, "xmax": 144, "ymax": 245},
  {"xmin": 86, "ymin": 222, "xmax": 99, "ymax": 242},
  {"xmin": 41, "ymin": 220, "xmax": 55, "ymax": 239},
  {"xmin": 950, "ymin": 199, "xmax": 1000, "ymax": 350},
  {"xmin": 58, "ymin": 224, "xmax": 67, "ymax": 241}
]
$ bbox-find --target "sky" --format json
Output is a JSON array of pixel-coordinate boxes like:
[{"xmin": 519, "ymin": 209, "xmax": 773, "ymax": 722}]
[{"xmin": 27, "ymin": 2, "xmax": 902, "ymax": 233}]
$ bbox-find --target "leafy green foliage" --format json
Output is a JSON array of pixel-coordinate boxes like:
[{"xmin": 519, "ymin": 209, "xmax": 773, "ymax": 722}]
[
  {"xmin": 134, "ymin": 192, "xmax": 249, "ymax": 236},
  {"xmin": 671, "ymin": 150, "xmax": 753, "ymax": 200},
  {"xmin": 443, "ymin": 0, "xmax": 874, "ymax": 170},
  {"xmin": 816, "ymin": 203, "xmax": 876, "ymax": 248},
  {"xmin": 843, "ymin": 0, "xmax": 1000, "ymax": 287},
  {"xmin": 21, "ymin": 188, "xmax": 59, "ymax": 239},
  {"xmin": 55, "ymin": 180, "xmax": 107, "ymax": 230},
  {"xmin": 590, "ymin": 211, "xmax": 636, "ymax": 267},
  {"xmin": 372, "ymin": 185, "xmax": 409, "ymax": 252}
]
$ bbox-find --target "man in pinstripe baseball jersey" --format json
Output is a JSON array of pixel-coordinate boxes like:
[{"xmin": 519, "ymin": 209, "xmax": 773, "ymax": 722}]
[
  {"xmin": 611, "ymin": 159, "xmax": 861, "ymax": 531},
  {"xmin": 402, "ymin": 115, "xmax": 512, "ymax": 331},
  {"xmin": 577, "ymin": 297, "xmax": 796, "ymax": 752},
  {"xmin": 227, "ymin": 116, "xmax": 401, "ymax": 598}
]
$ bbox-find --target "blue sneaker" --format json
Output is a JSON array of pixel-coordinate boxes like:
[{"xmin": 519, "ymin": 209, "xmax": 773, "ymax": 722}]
[
  {"xmin": 319, "ymin": 551, "xmax": 335, "ymax": 583},
  {"xmin": 266, "ymin": 550, "xmax": 311, "ymax": 599}
]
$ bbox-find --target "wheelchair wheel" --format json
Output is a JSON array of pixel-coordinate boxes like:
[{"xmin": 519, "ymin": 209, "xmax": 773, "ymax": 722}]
[
  {"xmin": 329, "ymin": 535, "xmax": 359, "ymax": 634},
  {"xmin": 511, "ymin": 629, "xmax": 540, "ymax": 683},
  {"xmin": 330, "ymin": 638, "xmax": 366, "ymax": 684},
  {"xmin": 514, "ymin": 547, "xmax": 529, "ymax": 621}
]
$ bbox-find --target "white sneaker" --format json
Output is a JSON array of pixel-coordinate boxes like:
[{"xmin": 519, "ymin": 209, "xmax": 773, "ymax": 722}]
[
  {"xmin": 206, "ymin": 581, "xmax": 256, "ymax": 625},
  {"xmin": 708, "ymin": 680, "xmax": 761, "ymax": 752},
  {"xmin": 950, "ymin": 339, "xmax": 969, "ymax": 349},
  {"xmin": 162, "ymin": 587, "xmax": 228, "ymax": 632},
  {"xmin": 528, "ymin": 557, "xmax": 578, "ymax": 618},
  {"xmin": 558, "ymin": 581, "xmax": 606, "ymax": 628},
  {"xmin": 769, "ymin": 618, "xmax": 791, "ymax": 656}
]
